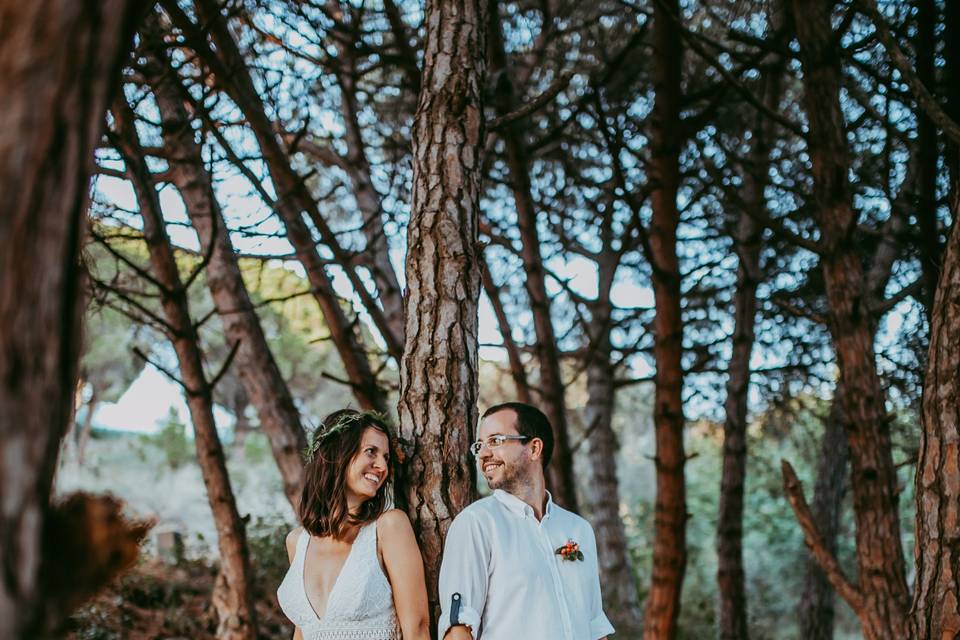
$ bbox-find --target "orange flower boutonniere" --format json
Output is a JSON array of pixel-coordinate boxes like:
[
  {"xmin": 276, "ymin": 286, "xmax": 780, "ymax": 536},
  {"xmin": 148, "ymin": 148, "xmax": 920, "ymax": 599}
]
[{"xmin": 555, "ymin": 539, "xmax": 584, "ymax": 561}]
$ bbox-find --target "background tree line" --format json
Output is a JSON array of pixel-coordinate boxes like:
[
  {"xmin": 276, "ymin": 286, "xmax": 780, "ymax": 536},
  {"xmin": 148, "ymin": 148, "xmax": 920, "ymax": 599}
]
[{"xmin": 1, "ymin": 0, "xmax": 959, "ymax": 638}]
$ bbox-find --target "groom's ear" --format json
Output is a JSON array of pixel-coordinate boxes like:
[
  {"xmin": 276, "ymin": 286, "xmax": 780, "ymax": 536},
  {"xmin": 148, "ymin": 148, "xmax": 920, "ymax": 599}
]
[{"xmin": 528, "ymin": 437, "xmax": 544, "ymax": 461}]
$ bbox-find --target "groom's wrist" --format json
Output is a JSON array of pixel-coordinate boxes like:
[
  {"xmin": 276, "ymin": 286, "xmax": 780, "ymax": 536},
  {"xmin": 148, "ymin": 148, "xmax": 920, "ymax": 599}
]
[{"xmin": 444, "ymin": 624, "xmax": 473, "ymax": 640}]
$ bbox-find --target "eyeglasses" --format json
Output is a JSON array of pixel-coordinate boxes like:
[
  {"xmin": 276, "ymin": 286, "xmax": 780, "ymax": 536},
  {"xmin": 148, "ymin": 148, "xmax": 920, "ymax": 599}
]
[{"xmin": 469, "ymin": 434, "xmax": 530, "ymax": 457}]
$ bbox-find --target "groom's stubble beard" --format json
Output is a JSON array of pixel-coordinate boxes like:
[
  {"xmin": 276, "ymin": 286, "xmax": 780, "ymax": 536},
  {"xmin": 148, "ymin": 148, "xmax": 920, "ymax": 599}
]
[{"xmin": 486, "ymin": 458, "xmax": 533, "ymax": 495}]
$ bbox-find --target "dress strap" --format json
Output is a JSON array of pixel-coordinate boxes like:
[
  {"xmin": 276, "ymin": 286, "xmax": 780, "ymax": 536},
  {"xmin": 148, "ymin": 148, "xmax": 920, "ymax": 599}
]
[{"xmin": 295, "ymin": 529, "xmax": 310, "ymax": 569}]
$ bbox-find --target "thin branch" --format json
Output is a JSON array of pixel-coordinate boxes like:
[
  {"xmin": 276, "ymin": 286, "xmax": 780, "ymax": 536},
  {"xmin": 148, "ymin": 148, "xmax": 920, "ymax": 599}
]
[
  {"xmin": 133, "ymin": 347, "xmax": 193, "ymax": 393},
  {"xmin": 781, "ymin": 459, "xmax": 864, "ymax": 613},
  {"xmin": 208, "ymin": 339, "xmax": 241, "ymax": 389},
  {"xmin": 857, "ymin": 0, "xmax": 960, "ymax": 146},
  {"xmin": 487, "ymin": 69, "xmax": 575, "ymax": 132}
]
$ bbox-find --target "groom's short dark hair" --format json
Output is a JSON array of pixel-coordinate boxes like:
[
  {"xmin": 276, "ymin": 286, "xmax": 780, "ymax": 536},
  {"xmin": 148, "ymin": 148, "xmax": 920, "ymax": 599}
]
[{"xmin": 481, "ymin": 402, "xmax": 554, "ymax": 468}]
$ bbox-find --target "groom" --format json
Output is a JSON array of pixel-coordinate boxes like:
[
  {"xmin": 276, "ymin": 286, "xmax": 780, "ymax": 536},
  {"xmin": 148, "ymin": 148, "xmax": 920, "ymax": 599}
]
[{"xmin": 438, "ymin": 402, "xmax": 614, "ymax": 639}]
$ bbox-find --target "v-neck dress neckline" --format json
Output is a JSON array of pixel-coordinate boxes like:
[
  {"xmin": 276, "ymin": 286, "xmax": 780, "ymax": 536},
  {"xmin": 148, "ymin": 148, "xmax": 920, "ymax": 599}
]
[
  {"xmin": 277, "ymin": 520, "xmax": 401, "ymax": 640},
  {"xmin": 302, "ymin": 530, "xmax": 359, "ymax": 622}
]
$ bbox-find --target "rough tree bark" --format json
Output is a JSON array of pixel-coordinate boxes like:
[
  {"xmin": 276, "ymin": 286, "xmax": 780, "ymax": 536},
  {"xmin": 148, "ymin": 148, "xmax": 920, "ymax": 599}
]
[
  {"xmin": 397, "ymin": 0, "xmax": 486, "ymax": 620},
  {"xmin": 112, "ymin": 100, "xmax": 258, "ymax": 640},
  {"xmin": 486, "ymin": 0, "xmax": 579, "ymax": 511},
  {"xmin": 643, "ymin": 0, "xmax": 688, "ymax": 636},
  {"xmin": 582, "ymin": 250, "xmax": 642, "ymax": 633},
  {"xmin": 163, "ymin": 0, "xmax": 390, "ymax": 410},
  {"xmin": 0, "ymin": 2, "xmax": 144, "ymax": 636},
  {"xmin": 788, "ymin": 2, "xmax": 910, "ymax": 637},
  {"xmin": 909, "ymin": 154, "xmax": 960, "ymax": 640},
  {"xmin": 140, "ymin": 17, "xmax": 307, "ymax": 508},
  {"xmin": 798, "ymin": 394, "xmax": 850, "ymax": 640}
]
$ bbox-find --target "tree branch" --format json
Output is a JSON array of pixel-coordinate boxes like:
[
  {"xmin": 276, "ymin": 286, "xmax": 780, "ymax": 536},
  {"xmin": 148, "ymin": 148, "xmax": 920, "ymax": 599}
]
[
  {"xmin": 857, "ymin": 0, "xmax": 960, "ymax": 145},
  {"xmin": 781, "ymin": 459, "xmax": 864, "ymax": 613}
]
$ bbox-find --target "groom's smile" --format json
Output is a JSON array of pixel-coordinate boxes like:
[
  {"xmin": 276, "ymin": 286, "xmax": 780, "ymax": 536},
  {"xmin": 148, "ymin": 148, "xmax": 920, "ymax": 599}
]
[{"xmin": 476, "ymin": 411, "xmax": 532, "ymax": 491}]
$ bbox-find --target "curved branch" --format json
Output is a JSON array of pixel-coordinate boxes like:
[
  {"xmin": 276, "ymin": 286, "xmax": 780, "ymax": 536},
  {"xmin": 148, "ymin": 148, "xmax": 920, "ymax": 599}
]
[{"xmin": 781, "ymin": 459, "xmax": 863, "ymax": 614}]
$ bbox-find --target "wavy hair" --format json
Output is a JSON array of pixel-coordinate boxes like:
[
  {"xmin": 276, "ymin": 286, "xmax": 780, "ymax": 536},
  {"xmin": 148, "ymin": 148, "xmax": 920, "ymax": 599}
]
[{"xmin": 298, "ymin": 409, "xmax": 395, "ymax": 540}]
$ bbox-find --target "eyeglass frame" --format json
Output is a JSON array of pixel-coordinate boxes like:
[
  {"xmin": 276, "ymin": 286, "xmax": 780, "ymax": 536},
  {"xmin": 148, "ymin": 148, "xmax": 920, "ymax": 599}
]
[{"xmin": 469, "ymin": 434, "xmax": 531, "ymax": 457}]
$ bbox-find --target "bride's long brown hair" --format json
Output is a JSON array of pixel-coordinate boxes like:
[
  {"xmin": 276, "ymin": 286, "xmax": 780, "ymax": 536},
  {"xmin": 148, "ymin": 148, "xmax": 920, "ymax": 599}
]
[{"xmin": 298, "ymin": 409, "xmax": 395, "ymax": 540}]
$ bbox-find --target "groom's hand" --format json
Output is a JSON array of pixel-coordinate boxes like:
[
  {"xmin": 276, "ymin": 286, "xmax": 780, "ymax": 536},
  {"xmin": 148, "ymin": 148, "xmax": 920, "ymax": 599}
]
[{"xmin": 444, "ymin": 624, "xmax": 473, "ymax": 640}]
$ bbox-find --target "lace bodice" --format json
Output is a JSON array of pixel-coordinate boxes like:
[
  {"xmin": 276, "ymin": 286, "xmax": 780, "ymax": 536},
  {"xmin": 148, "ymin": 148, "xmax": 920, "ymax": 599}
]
[{"xmin": 277, "ymin": 521, "xmax": 400, "ymax": 640}]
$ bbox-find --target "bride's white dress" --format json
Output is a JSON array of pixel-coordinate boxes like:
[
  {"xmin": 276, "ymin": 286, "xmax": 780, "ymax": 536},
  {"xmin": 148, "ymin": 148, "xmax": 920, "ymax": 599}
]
[{"xmin": 277, "ymin": 522, "xmax": 401, "ymax": 640}]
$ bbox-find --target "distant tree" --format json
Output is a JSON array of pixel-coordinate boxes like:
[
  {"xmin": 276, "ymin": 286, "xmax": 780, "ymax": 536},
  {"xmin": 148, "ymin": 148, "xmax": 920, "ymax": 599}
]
[
  {"xmin": 111, "ymin": 96, "xmax": 258, "ymax": 639},
  {"xmin": 137, "ymin": 12, "xmax": 308, "ymax": 508},
  {"xmin": 73, "ymin": 306, "xmax": 145, "ymax": 463}
]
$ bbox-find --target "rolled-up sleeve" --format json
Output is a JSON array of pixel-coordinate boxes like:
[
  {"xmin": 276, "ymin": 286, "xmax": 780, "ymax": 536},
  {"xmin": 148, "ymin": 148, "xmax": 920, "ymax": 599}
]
[
  {"xmin": 586, "ymin": 527, "xmax": 615, "ymax": 639},
  {"xmin": 438, "ymin": 510, "xmax": 489, "ymax": 639}
]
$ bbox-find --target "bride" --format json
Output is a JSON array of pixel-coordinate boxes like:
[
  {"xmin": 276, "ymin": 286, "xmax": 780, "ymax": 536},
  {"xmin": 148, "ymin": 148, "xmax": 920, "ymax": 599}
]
[{"xmin": 278, "ymin": 409, "xmax": 430, "ymax": 640}]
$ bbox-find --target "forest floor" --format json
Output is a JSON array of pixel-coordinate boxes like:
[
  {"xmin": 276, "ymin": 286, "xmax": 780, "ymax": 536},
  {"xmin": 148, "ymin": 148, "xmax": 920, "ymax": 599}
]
[{"xmin": 65, "ymin": 556, "xmax": 292, "ymax": 640}]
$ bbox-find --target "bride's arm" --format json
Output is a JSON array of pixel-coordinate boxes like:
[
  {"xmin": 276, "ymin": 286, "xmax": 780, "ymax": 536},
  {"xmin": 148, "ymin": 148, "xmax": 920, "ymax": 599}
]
[{"xmin": 379, "ymin": 510, "xmax": 431, "ymax": 640}]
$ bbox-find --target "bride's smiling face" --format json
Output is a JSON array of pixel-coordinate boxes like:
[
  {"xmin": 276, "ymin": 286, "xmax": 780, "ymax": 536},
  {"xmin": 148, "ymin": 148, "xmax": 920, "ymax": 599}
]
[{"xmin": 345, "ymin": 427, "xmax": 390, "ymax": 506}]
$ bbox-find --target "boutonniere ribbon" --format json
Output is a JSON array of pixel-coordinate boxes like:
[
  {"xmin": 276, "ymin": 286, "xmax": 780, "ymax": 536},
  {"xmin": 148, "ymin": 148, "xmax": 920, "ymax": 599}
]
[{"xmin": 555, "ymin": 539, "xmax": 584, "ymax": 561}]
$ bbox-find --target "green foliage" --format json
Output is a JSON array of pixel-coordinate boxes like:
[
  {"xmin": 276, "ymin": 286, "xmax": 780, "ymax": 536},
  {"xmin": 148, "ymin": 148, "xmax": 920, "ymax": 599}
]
[
  {"xmin": 243, "ymin": 431, "xmax": 272, "ymax": 466},
  {"xmin": 246, "ymin": 516, "xmax": 293, "ymax": 595},
  {"xmin": 148, "ymin": 408, "xmax": 194, "ymax": 470}
]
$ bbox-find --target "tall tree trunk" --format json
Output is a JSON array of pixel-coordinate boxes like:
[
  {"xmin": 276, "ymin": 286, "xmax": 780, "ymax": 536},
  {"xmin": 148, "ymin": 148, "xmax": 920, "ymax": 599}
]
[
  {"xmin": 162, "ymin": 0, "xmax": 391, "ymax": 410},
  {"xmin": 582, "ymin": 255, "xmax": 642, "ymax": 633},
  {"xmin": 909, "ymin": 149, "xmax": 960, "ymax": 639},
  {"xmin": 643, "ymin": 0, "xmax": 687, "ymax": 637},
  {"xmin": 716, "ymin": 204, "xmax": 761, "ymax": 640},
  {"xmin": 799, "ymin": 393, "xmax": 850, "ymax": 640},
  {"xmin": 0, "ymin": 2, "xmax": 143, "ymax": 636},
  {"xmin": 716, "ymin": 33, "xmax": 784, "ymax": 636},
  {"xmin": 486, "ymin": 0, "xmax": 578, "ymax": 511},
  {"xmin": 113, "ymin": 100, "xmax": 258, "ymax": 640},
  {"xmin": 398, "ymin": 0, "xmax": 486, "ymax": 622},
  {"xmin": 141, "ymin": 19, "xmax": 307, "ymax": 508},
  {"xmin": 789, "ymin": 2, "xmax": 909, "ymax": 637}
]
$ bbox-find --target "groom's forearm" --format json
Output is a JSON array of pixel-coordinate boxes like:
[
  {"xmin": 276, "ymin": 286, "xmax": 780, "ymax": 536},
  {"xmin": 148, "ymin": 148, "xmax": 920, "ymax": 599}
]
[{"xmin": 444, "ymin": 624, "xmax": 473, "ymax": 640}]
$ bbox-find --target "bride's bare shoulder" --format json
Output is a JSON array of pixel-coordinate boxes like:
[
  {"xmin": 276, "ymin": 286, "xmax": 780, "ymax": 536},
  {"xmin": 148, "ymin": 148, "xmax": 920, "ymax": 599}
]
[
  {"xmin": 285, "ymin": 526, "xmax": 305, "ymax": 561},
  {"xmin": 377, "ymin": 509, "xmax": 414, "ymax": 538}
]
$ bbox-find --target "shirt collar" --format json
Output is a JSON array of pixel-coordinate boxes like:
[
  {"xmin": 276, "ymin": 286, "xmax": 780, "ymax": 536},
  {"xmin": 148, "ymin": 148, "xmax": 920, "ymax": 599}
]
[{"xmin": 493, "ymin": 489, "xmax": 555, "ymax": 519}]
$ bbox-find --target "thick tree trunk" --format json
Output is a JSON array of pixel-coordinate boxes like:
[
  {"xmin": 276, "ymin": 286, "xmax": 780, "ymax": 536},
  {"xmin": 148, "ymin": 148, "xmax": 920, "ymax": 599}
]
[
  {"xmin": 487, "ymin": 0, "xmax": 578, "ymax": 511},
  {"xmin": 798, "ymin": 394, "xmax": 849, "ymax": 640},
  {"xmin": 908, "ymin": 6, "xmax": 960, "ymax": 633},
  {"xmin": 643, "ymin": 0, "xmax": 687, "ymax": 637},
  {"xmin": 397, "ymin": 0, "xmax": 485, "ymax": 620},
  {"xmin": 141, "ymin": 21, "xmax": 307, "ymax": 508},
  {"xmin": 164, "ymin": 0, "xmax": 391, "ymax": 410},
  {"xmin": 790, "ymin": 2, "xmax": 910, "ymax": 637},
  {"xmin": 113, "ymin": 101, "xmax": 258, "ymax": 640},
  {"xmin": 582, "ymin": 258, "xmax": 642, "ymax": 633},
  {"xmin": 0, "ymin": 2, "xmax": 142, "ymax": 636},
  {"xmin": 909, "ymin": 165, "xmax": 960, "ymax": 638}
]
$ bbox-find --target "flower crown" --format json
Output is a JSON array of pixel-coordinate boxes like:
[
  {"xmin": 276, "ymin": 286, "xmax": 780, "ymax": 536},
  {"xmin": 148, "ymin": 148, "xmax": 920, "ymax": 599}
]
[{"xmin": 305, "ymin": 410, "xmax": 392, "ymax": 461}]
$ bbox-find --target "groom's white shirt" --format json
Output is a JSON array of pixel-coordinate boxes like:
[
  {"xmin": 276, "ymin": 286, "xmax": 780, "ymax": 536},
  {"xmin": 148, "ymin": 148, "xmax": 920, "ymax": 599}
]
[{"xmin": 438, "ymin": 489, "xmax": 615, "ymax": 640}]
